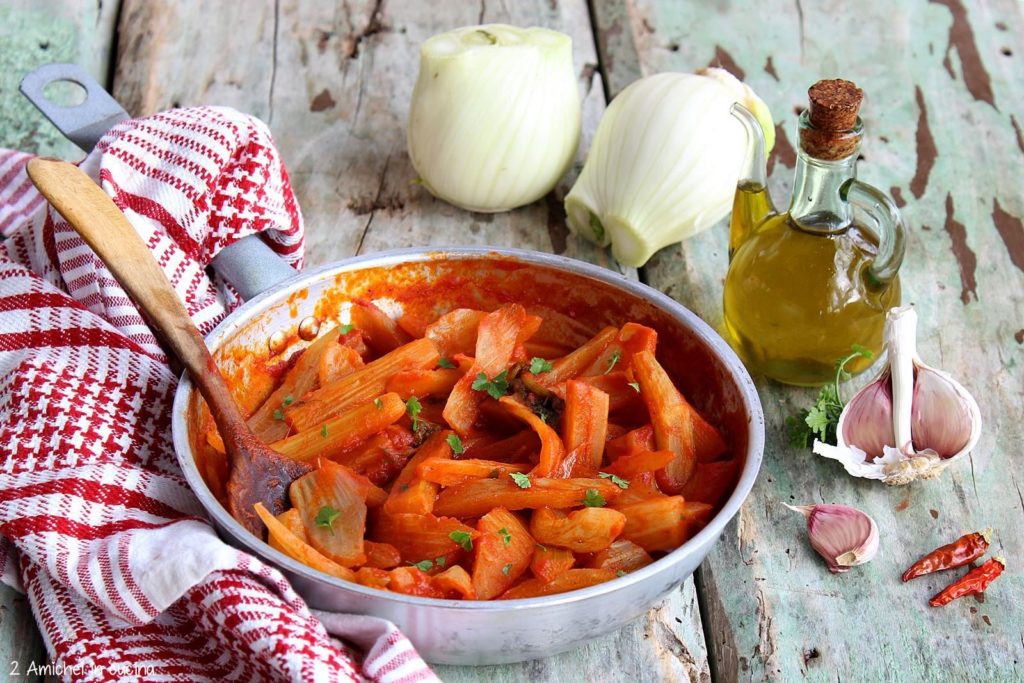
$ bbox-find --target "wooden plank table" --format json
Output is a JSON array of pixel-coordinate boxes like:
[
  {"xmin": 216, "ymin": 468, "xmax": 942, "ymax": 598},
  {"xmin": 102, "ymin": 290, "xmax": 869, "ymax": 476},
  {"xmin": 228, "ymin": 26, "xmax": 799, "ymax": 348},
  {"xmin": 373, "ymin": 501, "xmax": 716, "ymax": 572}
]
[{"xmin": 2, "ymin": 1, "xmax": 1021, "ymax": 680}]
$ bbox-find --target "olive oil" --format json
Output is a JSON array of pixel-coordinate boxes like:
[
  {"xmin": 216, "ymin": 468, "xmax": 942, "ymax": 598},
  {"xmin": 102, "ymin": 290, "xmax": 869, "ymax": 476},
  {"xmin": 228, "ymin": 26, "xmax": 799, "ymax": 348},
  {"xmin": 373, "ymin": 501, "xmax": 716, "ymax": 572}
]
[
  {"xmin": 724, "ymin": 80, "xmax": 906, "ymax": 387},
  {"xmin": 724, "ymin": 184, "xmax": 900, "ymax": 386}
]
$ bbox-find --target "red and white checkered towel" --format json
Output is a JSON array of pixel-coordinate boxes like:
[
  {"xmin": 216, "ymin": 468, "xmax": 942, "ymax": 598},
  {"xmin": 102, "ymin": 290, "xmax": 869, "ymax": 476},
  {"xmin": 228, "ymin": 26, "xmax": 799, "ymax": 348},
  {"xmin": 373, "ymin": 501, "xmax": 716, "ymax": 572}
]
[{"xmin": 0, "ymin": 107, "xmax": 439, "ymax": 682}]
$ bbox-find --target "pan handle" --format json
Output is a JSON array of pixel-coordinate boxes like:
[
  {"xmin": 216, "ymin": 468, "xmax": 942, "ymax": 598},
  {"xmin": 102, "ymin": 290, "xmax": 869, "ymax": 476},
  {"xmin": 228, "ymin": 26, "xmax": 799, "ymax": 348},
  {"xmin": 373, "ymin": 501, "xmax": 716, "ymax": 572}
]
[{"xmin": 19, "ymin": 64, "xmax": 297, "ymax": 302}]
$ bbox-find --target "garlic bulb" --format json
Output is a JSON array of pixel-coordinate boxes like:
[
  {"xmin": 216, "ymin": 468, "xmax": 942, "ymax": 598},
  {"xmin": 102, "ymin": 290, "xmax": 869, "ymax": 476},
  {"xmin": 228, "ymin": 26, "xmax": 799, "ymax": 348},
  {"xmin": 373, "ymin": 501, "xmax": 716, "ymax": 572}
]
[
  {"xmin": 564, "ymin": 69, "xmax": 774, "ymax": 267},
  {"xmin": 407, "ymin": 25, "xmax": 581, "ymax": 213},
  {"xmin": 785, "ymin": 503, "xmax": 879, "ymax": 573},
  {"xmin": 814, "ymin": 306, "xmax": 982, "ymax": 485}
]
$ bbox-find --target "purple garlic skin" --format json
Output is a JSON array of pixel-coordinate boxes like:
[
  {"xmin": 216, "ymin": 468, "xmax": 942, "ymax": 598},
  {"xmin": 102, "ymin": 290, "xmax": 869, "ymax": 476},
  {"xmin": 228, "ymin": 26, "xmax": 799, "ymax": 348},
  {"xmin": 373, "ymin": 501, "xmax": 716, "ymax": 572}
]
[
  {"xmin": 842, "ymin": 371, "xmax": 895, "ymax": 461},
  {"xmin": 911, "ymin": 366, "xmax": 972, "ymax": 458}
]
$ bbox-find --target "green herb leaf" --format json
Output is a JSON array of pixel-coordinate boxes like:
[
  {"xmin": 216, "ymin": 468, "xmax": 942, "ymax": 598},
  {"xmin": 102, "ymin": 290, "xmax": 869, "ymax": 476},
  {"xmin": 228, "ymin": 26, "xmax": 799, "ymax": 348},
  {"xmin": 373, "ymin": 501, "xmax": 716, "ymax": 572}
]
[
  {"xmin": 447, "ymin": 433, "xmax": 464, "ymax": 455},
  {"xmin": 510, "ymin": 472, "xmax": 531, "ymax": 489},
  {"xmin": 449, "ymin": 530, "xmax": 473, "ymax": 552},
  {"xmin": 282, "ymin": 395, "xmax": 294, "ymax": 406},
  {"xmin": 339, "ymin": 323, "xmax": 354, "ymax": 335},
  {"xmin": 582, "ymin": 489, "xmax": 606, "ymax": 507},
  {"xmin": 406, "ymin": 396, "xmax": 422, "ymax": 430},
  {"xmin": 374, "ymin": 397, "xmax": 383, "ymax": 410},
  {"xmin": 501, "ymin": 563, "xmax": 512, "ymax": 576},
  {"xmin": 530, "ymin": 357, "xmax": 553, "ymax": 374},
  {"xmin": 437, "ymin": 357, "xmax": 457, "ymax": 369},
  {"xmin": 435, "ymin": 556, "xmax": 446, "ymax": 568},
  {"xmin": 411, "ymin": 559, "xmax": 434, "ymax": 572},
  {"xmin": 628, "ymin": 381, "xmax": 641, "ymax": 393},
  {"xmin": 315, "ymin": 506, "xmax": 340, "ymax": 534},
  {"xmin": 598, "ymin": 472, "xmax": 630, "ymax": 489},
  {"xmin": 616, "ymin": 570, "xmax": 626, "ymax": 577},
  {"xmin": 471, "ymin": 370, "xmax": 510, "ymax": 400},
  {"xmin": 498, "ymin": 528, "xmax": 512, "ymax": 546},
  {"xmin": 273, "ymin": 408, "xmax": 285, "ymax": 421},
  {"xmin": 787, "ymin": 344, "xmax": 875, "ymax": 449},
  {"xmin": 604, "ymin": 350, "xmax": 622, "ymax": 375},
  {"xmin": 320, "ymin": 424, "xmax": 329, "ymax": 438}
]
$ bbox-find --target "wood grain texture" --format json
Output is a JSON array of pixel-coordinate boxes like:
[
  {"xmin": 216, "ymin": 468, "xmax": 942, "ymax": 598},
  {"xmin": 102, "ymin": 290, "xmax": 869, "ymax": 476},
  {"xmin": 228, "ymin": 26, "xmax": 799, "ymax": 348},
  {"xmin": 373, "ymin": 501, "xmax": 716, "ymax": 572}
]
[
  {"xmin": 110, "ymin": 0, "xmax": 710, "ymax": 678},
  {"xmin": 593, "ymin": 0, "xmax": 1024, "ymax": 680},
  {"xmin": 0, "ymin": 0, "xmax": 120, "ymax": 158}
]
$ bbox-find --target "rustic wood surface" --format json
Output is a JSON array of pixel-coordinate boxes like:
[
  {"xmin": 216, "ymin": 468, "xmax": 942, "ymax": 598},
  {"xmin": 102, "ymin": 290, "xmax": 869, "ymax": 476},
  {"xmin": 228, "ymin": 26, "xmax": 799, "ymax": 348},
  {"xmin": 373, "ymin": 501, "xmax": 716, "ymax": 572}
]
[{"xmin": 1, "ymin": 0, "xmax": 1022, "ymax": 681}]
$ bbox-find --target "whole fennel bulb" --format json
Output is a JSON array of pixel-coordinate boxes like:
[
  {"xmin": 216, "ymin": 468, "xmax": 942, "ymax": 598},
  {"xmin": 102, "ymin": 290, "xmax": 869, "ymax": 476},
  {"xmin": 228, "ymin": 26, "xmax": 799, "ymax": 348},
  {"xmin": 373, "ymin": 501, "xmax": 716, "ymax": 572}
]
[
  {"xmin": 407, "ymin": 25, "xmax": 582, "ymax": 213},
  {"xmin": 565, "ymin": 69, "xmax": 775, "ymax": 266}
]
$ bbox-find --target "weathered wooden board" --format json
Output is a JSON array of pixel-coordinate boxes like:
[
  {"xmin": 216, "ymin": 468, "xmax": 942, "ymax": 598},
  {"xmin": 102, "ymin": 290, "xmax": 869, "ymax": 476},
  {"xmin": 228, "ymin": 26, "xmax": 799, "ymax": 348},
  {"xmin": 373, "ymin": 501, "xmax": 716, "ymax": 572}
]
[
  {"xmin": 593, "ymin": 0, "xmax": 1024, "ymax": 680},
  {"xmin": 0, "ymin": 3, "xmax": 122, "ymax": 678},
  {"xmin": 112, "ymin": 0, "xmax": 709, "ymax": 679},
  {"xmin": 0, "ymin": 0, "xmax": 121, "ymax": 158}
]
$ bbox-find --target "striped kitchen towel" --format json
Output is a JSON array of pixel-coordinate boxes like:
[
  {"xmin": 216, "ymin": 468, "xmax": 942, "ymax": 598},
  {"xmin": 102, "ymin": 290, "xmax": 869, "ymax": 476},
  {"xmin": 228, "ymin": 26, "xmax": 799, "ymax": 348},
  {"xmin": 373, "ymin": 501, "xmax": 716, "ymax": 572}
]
[{"xmin": 0, "ymin": 106, "xmax": 438, "ymax": 683}]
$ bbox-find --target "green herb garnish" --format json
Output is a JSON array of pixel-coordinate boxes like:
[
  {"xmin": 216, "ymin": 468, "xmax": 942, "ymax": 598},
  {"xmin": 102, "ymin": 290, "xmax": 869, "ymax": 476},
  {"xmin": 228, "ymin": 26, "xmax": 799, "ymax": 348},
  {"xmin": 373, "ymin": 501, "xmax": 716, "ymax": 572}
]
[
  {"xmin": 628, "ymin": 381, "xmax": 641, "ymax": 393},
  {"xmin": 599, "ymin": 472, "xmax": 630, "ymax": 489},
  {"xmin": 582, "ymin": 489, "xmax": 606, "ymax": 507},
  {"xmin": 437, "ymin": 357, "xmax": 457, "ymax": 369},
  {"xmin": 282, "ymin": 395, "xmax": 294, "ymax": 406},
  {"xmin": 510, "ymin": 472, "xmax": 531, "ymax": 489},
  {"xmin": 501, "ymin": 563, "xmax": 512, "ymax": 576},
  {"xmin": 339, "ymin": 323, "xmax": 354, "ymax": 335},
  {"xmin": 498, "ymin": 528, "xmax": 512, "ymax": 546},
  {"xmin": 530, "ymin": 357, "xmax": 553, "ymax": 374},
  {"xmin": 435, "ymin": 556, "xmax": 446, "ymax": 568},
  {"xmin": 374, "ymin": 397, "xmax": 383, "ymax": 410},
  {"xmin": 616, "ymin": 570, "xmax": 626, "ymax": 577},
  {"xmin": 315, "ymin": 505, "xmax": 340, "ymax": 534},
  {"xmin": 604, "ymin": 350, "xmax": 622, "ymax": 375},
  {"xmin": 320, "ymin": 424, "xmax": 329, "ymax": 438},
  {"xmin": 447, "ymin": 433, "xmax": 464, "ymax": 455},
  {"xmin": 273, "ymin": 408, "xmax": 285, "ymax": 421},
  {"xmin": 787, "ymin": 344, "xmax": 874, "ymax": 449},
  {"xmin": 449, "ymin": 530, "xmax": 473, "ymax": 551},
  {"xmin": 406, "ymin": 396, "xmax": 422, "ymax": 429},
  {"xmin": 411, "ymin": 559, "xmax": 434, "ymax": 572},
  {"xmin": 471, "ymin": 370, "xmax": 509, "ymax": 400}
]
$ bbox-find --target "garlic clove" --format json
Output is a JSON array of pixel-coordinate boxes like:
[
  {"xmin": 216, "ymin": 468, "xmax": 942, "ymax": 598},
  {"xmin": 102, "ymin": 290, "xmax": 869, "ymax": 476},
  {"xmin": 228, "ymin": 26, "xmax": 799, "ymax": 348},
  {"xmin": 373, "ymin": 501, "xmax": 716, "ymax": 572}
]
[
  {"xmin": 841, "ymin": 369, "xmax": 895, "ymax": 460},
  {"xmin": 911, "ymin": 365, "xmax": 979, "ymax": 458},
  {"xmin": 785, "ymin": 503, "xmax": 879, "ymax": 573}
]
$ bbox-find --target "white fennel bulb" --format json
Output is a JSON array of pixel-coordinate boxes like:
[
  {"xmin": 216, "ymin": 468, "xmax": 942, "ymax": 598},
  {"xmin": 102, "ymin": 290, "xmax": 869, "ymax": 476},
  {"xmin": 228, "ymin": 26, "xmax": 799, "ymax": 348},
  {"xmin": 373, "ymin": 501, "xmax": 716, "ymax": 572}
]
[
  {"xmin": 564, "ymin": 69, "xmax": 775, "ymax": 267},
  {"xmin": 407, "ymin": 25, "xmax": 582, "ymax": 213}
]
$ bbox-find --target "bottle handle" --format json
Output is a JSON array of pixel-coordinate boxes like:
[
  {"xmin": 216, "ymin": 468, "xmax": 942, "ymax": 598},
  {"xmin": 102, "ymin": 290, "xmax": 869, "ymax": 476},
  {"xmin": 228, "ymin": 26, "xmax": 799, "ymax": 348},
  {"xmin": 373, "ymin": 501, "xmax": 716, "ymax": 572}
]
[{"xmin": 844, "ymin": 179, "xmax": 906, "ymax": 288}]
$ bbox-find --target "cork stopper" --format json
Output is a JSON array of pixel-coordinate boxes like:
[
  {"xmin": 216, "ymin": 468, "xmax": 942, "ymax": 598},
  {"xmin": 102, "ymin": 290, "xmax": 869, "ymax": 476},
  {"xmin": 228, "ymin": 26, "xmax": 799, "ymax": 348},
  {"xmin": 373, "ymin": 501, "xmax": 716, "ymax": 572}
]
[{"xmin": 800, "ymin": 79, "xmax": 864, "ymax": 160}]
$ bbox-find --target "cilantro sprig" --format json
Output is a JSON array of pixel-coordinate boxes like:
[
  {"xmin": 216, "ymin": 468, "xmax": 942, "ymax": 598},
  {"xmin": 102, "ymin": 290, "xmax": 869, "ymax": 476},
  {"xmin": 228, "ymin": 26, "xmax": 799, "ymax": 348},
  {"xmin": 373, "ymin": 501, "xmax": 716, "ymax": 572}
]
[
  {"xmin": 787, "ymin": 344, "xmax": 874, "ymax": 449},
  {"xmin": 471, "ymin": 370, "xmax": 510, "ymax": 399},
  {"xmin": 449, "ymin": 530, "xmax": 473, "ymax": 551},
  {"xmin": 582, "ymin": 489, "xmax": 606, "ymax": 507}
]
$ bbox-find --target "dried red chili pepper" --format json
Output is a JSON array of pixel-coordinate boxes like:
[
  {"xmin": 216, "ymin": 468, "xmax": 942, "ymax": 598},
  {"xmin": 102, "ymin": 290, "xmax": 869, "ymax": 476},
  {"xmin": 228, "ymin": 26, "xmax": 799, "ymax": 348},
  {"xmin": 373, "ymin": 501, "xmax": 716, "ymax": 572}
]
[
  {"xmin": 929, "ymin": 557, "xmax": 1005, "ymax": 607},
  {"xmin": 902, "ymin": 528, "xmax": 992, "ymax": 582}
]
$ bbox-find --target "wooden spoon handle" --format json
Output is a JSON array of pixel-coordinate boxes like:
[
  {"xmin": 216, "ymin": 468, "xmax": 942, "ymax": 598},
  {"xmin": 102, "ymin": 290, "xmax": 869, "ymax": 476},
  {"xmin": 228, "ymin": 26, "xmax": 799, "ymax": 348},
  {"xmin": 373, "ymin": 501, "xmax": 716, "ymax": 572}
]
[{"xmin": 26, "ymin": 158, "xmax": 242, "ymax": 422}]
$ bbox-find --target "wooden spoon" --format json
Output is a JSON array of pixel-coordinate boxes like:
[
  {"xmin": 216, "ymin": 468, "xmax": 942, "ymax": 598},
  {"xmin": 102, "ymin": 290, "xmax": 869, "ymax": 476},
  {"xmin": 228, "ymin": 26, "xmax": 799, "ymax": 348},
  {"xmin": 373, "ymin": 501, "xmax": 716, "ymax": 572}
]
[{"xmin": 27, "ymin": 158, "xmax": 311, "ymax": 537}]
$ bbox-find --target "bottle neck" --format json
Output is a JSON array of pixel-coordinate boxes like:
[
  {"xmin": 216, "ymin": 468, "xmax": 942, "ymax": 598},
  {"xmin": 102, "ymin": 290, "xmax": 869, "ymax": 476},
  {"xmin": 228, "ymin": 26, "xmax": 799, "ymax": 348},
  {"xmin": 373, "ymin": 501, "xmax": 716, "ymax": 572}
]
[{"xmin": 789, "ymin": 111, "xmax": 862, "ymax": 233}]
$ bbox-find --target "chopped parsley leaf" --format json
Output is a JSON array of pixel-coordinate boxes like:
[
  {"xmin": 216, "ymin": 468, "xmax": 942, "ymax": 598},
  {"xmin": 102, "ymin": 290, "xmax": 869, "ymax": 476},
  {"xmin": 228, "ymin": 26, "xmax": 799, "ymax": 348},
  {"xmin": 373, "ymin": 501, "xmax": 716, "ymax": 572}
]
[
  {"xmin": 406, "ymin": 396, "xmax": 422, "ymax": 429},
  {"xmin": 582, "ymin": 489, "xmax": 606, "ymax": 507},
  {"xmin": 510, "ymin": 472, "xmax": 531, "ymax": 489},
  {"xmin": 449, "ymin": 530, "xmax": 473, "ymax": 552},
  {"xmin": 282, "ymin": 395, "xmax": 295, "ymax": 406},
  {"xmin": 374, "ymin": 397, "xmax": 383, "ymax": 410},
  {"xmin": 411, "ymin": 559, "xmax": 434, "ymax": 572},
  {"xmin": 628, "ymin": 381, "xmax": 641, "ymax": 393},
  {"xmin": 315, "ymin": 506, "xmax": 340, "ymax": 534},
  {"xmin": 339, "ymin": 323, "xmax": 354, "ymax": 335},
  {"xmin": 320, "ymin": 424, "xmax": 329, "ymax": 438},
  {"xmin": 437, "ymin": 357, "xmax": 456, "ymax": 369},
  {"xmin": 498, "ymin": 528, "xmax": 512, "ymax": 546},
  {"xmin": 501, "ymin": 563, "xmax": 512, "ymax": 576},
  {"xmin": 447, "ymin": 433, "xmax": 464, "ymax": 455},
  {"xmin": 598, "ymin": 472, "xmax": 630, "ymax": 489},
  {"xmin": 273, "ymin": 408, "xmax": 285, "ymax": 421},
  {"xmin": 616, "ymin": 570, "xmax": 626, "ymax": 577},
  {"xmin": 529, "ymin": 357, "xmax": 553, "ymax": 374},
  {"xmin": 435, "ymin": 556, "xmax": 447, "ymax": 568},
  {"xmin": 604, "ymin": 350, "xmax": 622, "ymax": 375},
  {"xmin": 471, "ymin": 370, "xmax": 509, "ymax": 400}
]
